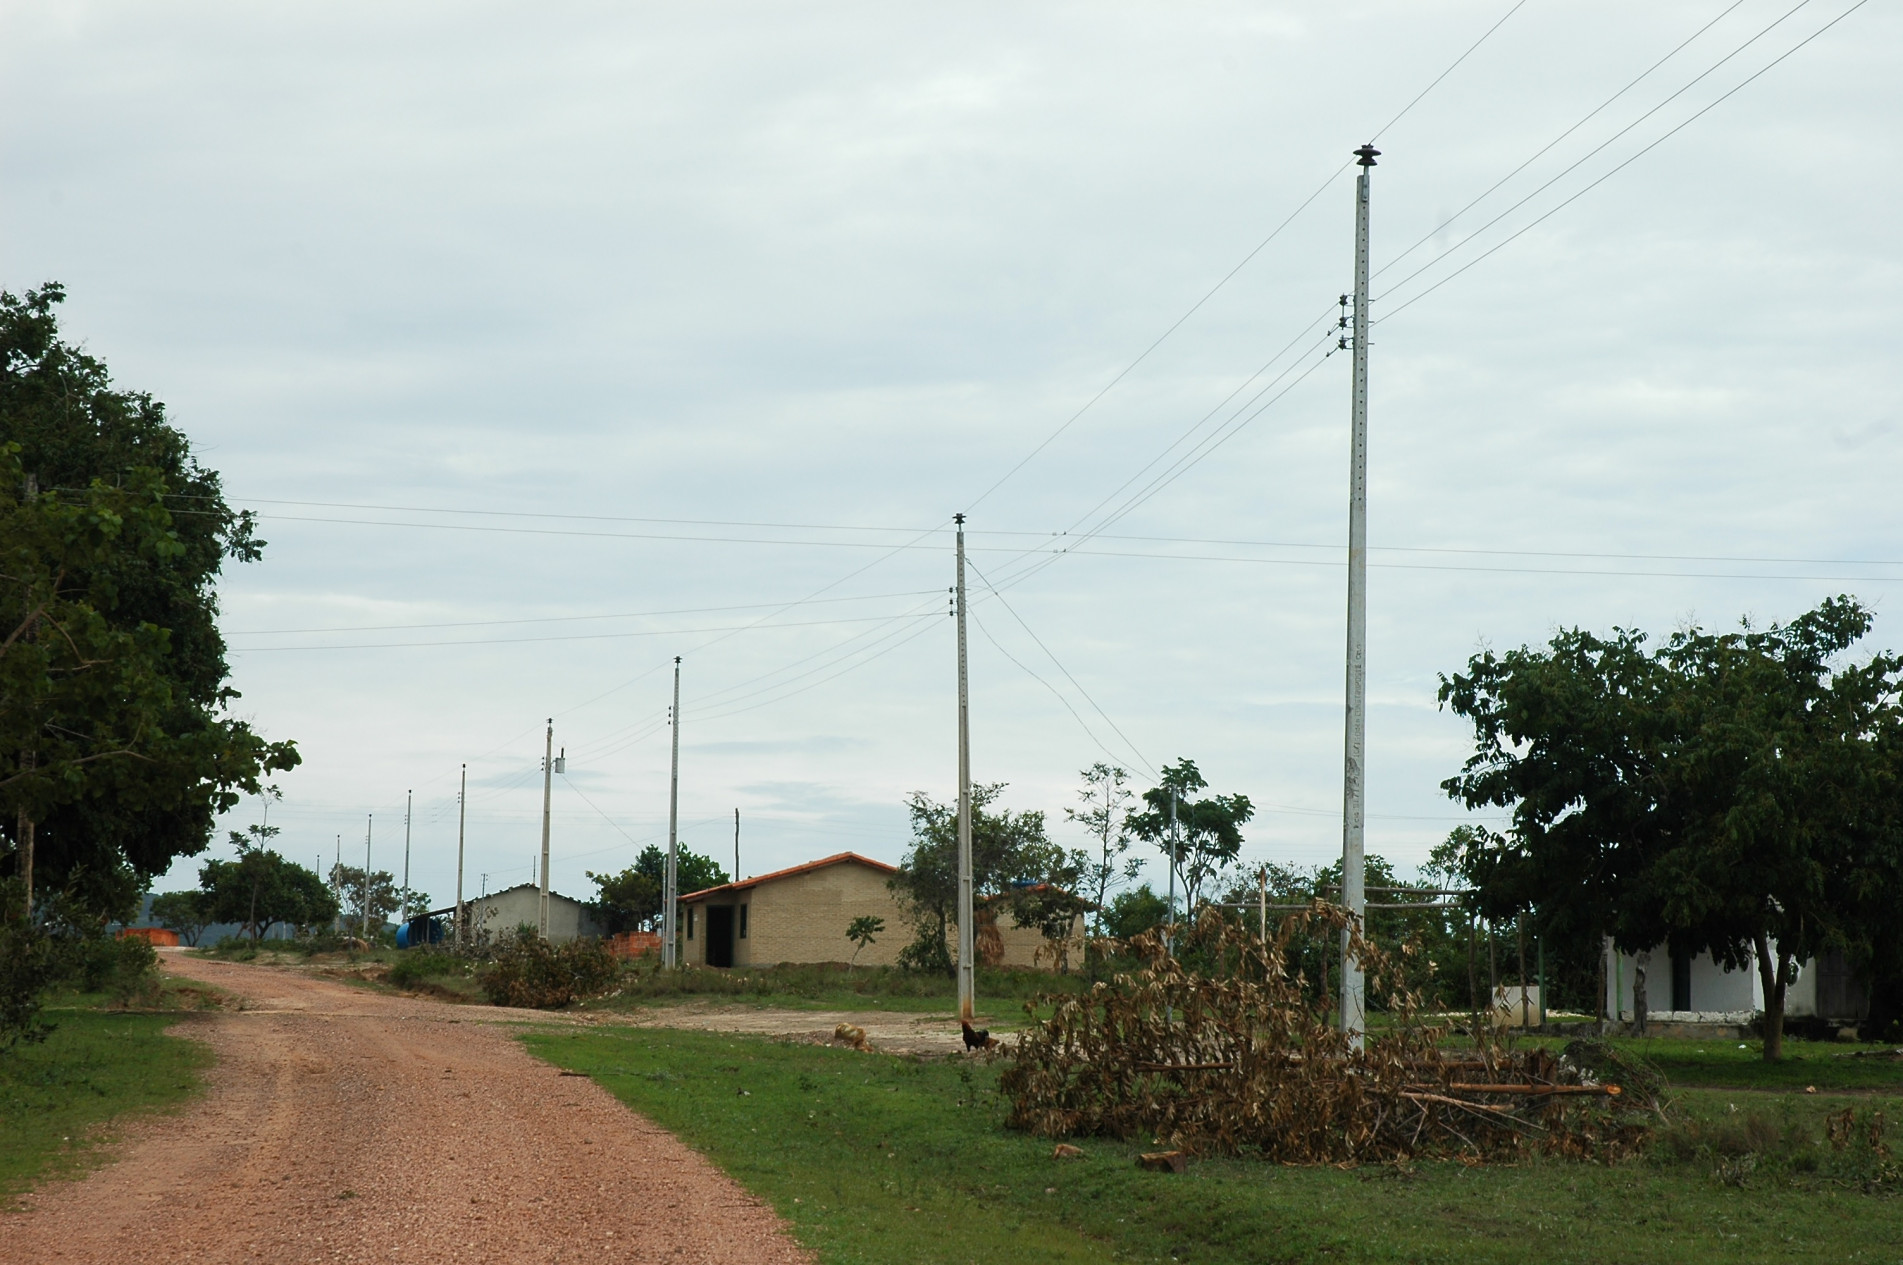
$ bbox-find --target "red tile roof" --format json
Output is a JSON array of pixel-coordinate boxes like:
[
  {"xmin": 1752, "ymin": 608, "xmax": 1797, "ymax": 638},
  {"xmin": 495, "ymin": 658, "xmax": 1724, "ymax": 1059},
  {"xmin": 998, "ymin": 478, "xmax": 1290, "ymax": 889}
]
[{"xmin": 679, "ymin": 851, "xmax": 897, "ymax": 903}]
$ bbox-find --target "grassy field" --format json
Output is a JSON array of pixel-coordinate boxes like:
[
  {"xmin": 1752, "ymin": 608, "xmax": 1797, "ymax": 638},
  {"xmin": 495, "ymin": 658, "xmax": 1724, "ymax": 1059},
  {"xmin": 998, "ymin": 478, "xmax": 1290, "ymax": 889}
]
[
  {"xmin": 525, "ymin": 1025, "xmax": 1903, "ymax": 1265},
  {"xmin": 0, "ymin": 996, "xmax": 212, "ymax": 1207}
]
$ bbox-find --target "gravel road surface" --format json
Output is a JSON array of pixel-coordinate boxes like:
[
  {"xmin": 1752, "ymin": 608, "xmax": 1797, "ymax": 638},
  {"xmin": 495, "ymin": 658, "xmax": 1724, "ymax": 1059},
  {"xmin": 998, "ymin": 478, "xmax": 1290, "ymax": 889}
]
[{"xmin": 5, "ymin": 953, "xmax": 812, "ymax": 1264}]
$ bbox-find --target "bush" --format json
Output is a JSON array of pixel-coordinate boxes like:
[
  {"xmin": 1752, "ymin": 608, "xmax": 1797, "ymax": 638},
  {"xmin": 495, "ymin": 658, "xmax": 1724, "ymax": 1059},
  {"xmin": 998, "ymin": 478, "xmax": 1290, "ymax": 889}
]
[
  {"xmin": 75, "ymin": 935, "xmax": 160, "ymax": 1004},
  {"xmin": 477, "ymin": 932, "xmax": 618, "ymax": 1008},
  {"xmin": 387, "ymin": 951, "xmax": 465, "ymax": 988},
  {"xmin": 0, "ymin": 881, "xmax": 63, "ymax": 1050}
]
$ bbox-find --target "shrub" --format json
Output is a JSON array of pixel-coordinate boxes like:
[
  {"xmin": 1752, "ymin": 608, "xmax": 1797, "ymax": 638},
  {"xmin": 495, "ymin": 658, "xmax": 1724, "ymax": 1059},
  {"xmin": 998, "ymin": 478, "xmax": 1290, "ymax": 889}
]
[
  {"xmin": 387, "ymin": 951, "xmax": 465, "ymax": 988},
  {"xmin": 478, "ymin": 932, "xmax": 618, "ymax": 1008},
  {"xmin": 0, "ymin": 881, "xmax": 62, "ymax": 1050}
]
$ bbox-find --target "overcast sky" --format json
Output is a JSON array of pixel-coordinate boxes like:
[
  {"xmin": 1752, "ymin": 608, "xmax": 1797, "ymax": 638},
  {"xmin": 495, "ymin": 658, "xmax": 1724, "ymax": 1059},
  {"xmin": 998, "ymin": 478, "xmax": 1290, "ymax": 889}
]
[{"xmin": 3, "ymin": 0, "xmax": 1898, "ymax": 913}]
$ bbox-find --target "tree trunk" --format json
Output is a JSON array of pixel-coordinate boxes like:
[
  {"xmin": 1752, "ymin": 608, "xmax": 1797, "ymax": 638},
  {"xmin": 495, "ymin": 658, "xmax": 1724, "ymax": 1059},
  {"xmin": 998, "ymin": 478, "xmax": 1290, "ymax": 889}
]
[
  {"xmin": 1753, "ymin": 930, "xmax": 1790, "ymax": 1061},
  {"xmin": 16, "ymin": 806, "xmax": 32, "ymax": 918},
  {"xmin": 1633, "ymin": 952, "xmax": 1649, "ymax": 1037}
]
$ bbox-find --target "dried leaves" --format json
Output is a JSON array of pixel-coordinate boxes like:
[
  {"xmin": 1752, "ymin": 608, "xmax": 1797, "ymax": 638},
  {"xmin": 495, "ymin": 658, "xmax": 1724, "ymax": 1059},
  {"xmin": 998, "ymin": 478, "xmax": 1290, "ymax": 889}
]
[{"xmin": 1001, "ymin": 906, "xmax": 1650, "ymax": 1164}]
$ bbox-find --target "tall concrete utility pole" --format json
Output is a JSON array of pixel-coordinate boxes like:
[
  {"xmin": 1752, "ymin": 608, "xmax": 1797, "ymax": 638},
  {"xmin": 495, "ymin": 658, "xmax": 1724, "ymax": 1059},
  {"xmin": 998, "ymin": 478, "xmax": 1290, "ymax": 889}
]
[
  {"xmin": 539, "ymin": 720, "xmax": 553, "ymax": 936},
  {"xmin": 363, "ymin": 814, "xmax": 374, "ymax": 941},
  {"xmin": 455, "ymin": 764, "xmax": 467, "ymax": 945},
  {"xmin": 1338, "ymin": 142, "xmax": 1379, "ymax": 1047},
  {"xmin": 664, "ymin": 657, "xmax": 682, "ymax": 968},
  {"xmin": 733, "ymin": 808, "xmax": 740, "ymax": 885},
  {"xmin": 954, "ymin": 514, "xmax": 975, "ymax": 1024},
  {"xmin": 333, "ymin": 834, "xmax": 342, "ymax": 932},
  {"xmin": 400, "ymin": 789, "xmax": 413, "ymax": 926}
]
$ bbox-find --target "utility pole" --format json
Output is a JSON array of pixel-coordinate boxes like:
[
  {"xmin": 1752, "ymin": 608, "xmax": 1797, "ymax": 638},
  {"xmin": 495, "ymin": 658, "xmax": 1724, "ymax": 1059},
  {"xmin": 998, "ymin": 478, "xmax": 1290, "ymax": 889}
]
[
  {"xmin": 954, "ymin": 513, "xmax": 975, "ymax": 1025},
  {"xmin": 1338, "ymin": 142, "xmax": 1379, "ymax": 1047},
  {"xmin": 400, "ymin": 789, "xmax": 413, "ymax": 927},
  {"xmin": 1166, "ymin": 790, "xmax": 1179, "ymax": 957},
  {"xmin": 363, "ymin": 814, "xmax": 374, "ymax": 941},
  {"xmin": 332, "ymin": 834, "xmax": 341, "ymax": 932},
  {"xmin": 664, "ymin": 657, "xmax": 682, "ymax": 968},
  {"xmin": 539, "ymin": 720, "xmax": 553, "ymax": 937},
  {"xmin": 455, "ymin": 764, "xmax": 467, "ymax": 945},
  {"xmin": 733, "ymin": 808, "xmax": 740, "ymax": 884}
]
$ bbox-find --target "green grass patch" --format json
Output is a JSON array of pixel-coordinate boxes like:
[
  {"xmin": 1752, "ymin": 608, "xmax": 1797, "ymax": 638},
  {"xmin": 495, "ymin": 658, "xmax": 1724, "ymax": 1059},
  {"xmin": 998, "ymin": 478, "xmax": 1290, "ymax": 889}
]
[
  {"xmin": 524, "ymin": 1026, "xmax": 1903, "ymax": 1265},
  {"xmin": 0, "ymin": 1003, "xmax": 210, "ymax": 1206},
  {"xmin": 596, "ymin": 961, "xmax": 1086, "ymax": 1017}
]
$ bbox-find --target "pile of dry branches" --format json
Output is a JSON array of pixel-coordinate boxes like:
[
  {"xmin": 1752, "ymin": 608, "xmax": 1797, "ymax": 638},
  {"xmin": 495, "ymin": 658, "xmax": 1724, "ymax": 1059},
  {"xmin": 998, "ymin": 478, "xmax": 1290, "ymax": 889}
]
[{"xmin": 1001, "ymin": 907, "xmax": 1651, "ymax": 1163}]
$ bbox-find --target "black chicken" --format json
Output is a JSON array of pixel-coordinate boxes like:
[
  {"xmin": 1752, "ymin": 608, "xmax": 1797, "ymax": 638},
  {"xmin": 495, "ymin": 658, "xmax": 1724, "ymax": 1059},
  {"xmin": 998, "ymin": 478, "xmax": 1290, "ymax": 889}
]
[{"xmin": 961, "ymin": 1021, "xmax": 998, "ymax": 1051}]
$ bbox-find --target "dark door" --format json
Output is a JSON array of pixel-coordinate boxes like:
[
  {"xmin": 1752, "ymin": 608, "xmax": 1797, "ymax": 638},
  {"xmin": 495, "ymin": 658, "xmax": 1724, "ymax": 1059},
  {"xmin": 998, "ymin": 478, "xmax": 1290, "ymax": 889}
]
[
  {"xmin": 1671, "ymin": 948, "xmax": 1692, "ymax": 1012},
  {"xmin": 706, "ymin": 905, "xmax": 735, "ymax": 968}
]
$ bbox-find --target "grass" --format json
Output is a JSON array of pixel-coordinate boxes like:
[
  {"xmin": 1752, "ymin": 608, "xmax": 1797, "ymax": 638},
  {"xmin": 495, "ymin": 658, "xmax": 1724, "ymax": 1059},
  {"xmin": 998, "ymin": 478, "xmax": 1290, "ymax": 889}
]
[
  {"xmin": 524, "ymin": 1026, "xmax": 1903, "ymax": 1265},
  {"xmin": 591, "ymin": 960, "xmax": 1088, "ymax": 1018},
  {"xmin": 0, "ymin": 995, "xmax": 212, "ymax": 1207}
]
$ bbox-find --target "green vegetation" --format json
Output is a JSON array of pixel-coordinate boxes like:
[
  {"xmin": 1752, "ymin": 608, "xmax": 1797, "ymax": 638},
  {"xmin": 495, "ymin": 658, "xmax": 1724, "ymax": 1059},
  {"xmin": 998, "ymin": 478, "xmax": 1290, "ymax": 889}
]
[
  {"xmin": 588, "ymin": 843, "xmax": 727, "ymax": 934},
  {"xmin": 595, "ymin": 959, "xmax": 1087, "ymax": 1015},
  {"xmin": 529, "ymin": 1026, "xmax": 1903, "ymax": 1265},
  {"xmin": 0, "ymin": 1002, "xmax": 210, "ymax": 1205}
]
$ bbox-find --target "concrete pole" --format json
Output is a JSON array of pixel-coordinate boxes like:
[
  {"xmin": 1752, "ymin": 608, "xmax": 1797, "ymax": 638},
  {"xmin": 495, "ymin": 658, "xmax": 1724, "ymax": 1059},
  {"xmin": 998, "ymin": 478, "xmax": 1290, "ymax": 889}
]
[
  {"xmin": 400, "ymin": 789, "xmax": 412, "ymax": 927},
  {"xmin": 1166, "ymin": 791, "xmax": 1178, "ymax": 957},
  {"xmin": 363, "ymin": 814, "xmax": 374, "ymax": 941},
  {"xmin": 665, "ymin": 657, "xmax": 682, "ymax": 968},
  {"xmin": 1339, "ymin": 143, "xmax": 1378, "ymax": 1047},
  {"xmin": 954, "ymin": 514, "xmax": 975, "ymax": 1025},
  {"xmin": 733, "ymin": 808, "xmax": 740, "ymax": 884},
  {"xmin": 539, "ymin": 720, "xmax": 553, "ymax": 937},
  {"xmin": 455, "ymin": 764, "xmax": 467, "ymax": 946}
]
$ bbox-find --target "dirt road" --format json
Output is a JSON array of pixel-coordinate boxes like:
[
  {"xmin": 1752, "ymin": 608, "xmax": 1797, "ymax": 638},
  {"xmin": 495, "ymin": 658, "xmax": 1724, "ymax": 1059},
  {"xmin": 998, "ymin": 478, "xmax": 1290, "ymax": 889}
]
[{"xmin": 5, "ymin": 953, "xmax": 811, "ymax": 1264}]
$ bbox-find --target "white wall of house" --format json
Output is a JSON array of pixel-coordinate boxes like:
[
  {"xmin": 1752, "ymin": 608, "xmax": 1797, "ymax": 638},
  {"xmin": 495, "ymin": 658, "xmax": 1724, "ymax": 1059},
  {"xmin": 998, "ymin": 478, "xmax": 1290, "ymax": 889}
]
[
  {"xmin": 1604, "ymin": 943, "xmax": 1824, "ymax": 1020},
  {"xmin": 465, "ymin": 884, "xmax": 602, "ymax": 944}
]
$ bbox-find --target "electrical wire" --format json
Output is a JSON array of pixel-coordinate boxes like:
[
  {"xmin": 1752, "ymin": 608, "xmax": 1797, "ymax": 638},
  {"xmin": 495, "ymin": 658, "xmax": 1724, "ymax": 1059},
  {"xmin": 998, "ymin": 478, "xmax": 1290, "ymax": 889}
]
[
  {"xmin": 1374, "ymin": 0, "xmax": 1749, "ymax": 282},
  {"xmin": 225, "ymin": 610, "xmax": 940, "ymax": 653},
  {"xmin": 1368, "ymin": 0, "xmax": 1531, "ymax": 143},
  {"xmin": 1377, "ymin": 0, "xmax": 1860, "ymax": 318}
]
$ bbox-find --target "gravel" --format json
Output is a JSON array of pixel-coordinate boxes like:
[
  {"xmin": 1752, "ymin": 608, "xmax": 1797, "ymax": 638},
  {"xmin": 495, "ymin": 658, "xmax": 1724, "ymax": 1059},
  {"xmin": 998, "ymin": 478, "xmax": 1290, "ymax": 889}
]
[{"xmin": 5, "ymin": 953, "xmax": 813, "ymax": 1264}]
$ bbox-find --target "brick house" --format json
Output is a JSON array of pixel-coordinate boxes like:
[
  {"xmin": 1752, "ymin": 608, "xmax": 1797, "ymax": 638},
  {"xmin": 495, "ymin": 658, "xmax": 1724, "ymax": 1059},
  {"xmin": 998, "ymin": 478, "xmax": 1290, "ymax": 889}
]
[{"xmin": 678, "ymin": 852, "xmax": 1083, "ymax": 971}]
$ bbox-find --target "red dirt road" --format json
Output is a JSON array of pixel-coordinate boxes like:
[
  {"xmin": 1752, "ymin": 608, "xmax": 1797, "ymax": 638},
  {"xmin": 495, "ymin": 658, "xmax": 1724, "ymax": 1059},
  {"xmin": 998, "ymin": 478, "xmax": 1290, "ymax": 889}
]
[{"xmin": 5, "ymin": 954, "xmax": 811, "ymax": 1264}]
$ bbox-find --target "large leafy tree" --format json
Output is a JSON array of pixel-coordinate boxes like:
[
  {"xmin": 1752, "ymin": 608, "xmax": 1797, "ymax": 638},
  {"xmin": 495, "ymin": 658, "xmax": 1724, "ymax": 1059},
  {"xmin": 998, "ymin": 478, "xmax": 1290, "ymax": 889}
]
[
  {"xmin": 587, "ymin": 843, "xmax": 726, "ymax": 934},
  {"xmin": 889, "ymin": 783, "xmax": 1080, "ymax": 975},
  {"xmin": 1439, "ymin": 596, "xmax": 1903, "ymax": 1059},
  {"xmin": 1128, "ymin": 759, "xmax": 1254, "ymax": 917},
  {"xmin": 201, "ymin": 847, "xmax": 337, "ymax": 941},
  {"xmin": 1, "ymin": 284, "xmax": 298, "ymax": 918}
]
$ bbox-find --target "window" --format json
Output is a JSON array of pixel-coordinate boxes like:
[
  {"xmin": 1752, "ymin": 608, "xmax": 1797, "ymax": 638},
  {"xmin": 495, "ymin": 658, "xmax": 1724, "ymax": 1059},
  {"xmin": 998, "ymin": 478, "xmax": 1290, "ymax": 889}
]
[
  {"xmin": 739, "ymin": 904, "xmax": 749, "ymax": 939},
  {"xmin": 687, "ymin": 907, "xmax": 695, "ymax": 940}
]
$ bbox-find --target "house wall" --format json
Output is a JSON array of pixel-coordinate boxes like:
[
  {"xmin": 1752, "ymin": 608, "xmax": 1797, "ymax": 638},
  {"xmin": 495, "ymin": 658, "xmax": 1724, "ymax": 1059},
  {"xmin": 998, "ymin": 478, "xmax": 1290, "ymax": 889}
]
[
  {"xmin": 683, "ymin": 862, "xmax": 908, "ymax": 968},
  {"xmin": 1604, "ymin": 944, "xmax": 1831, "ymax": 1020},
  {"xmin": 469, "ymin": 887, "xmax": 602, "ymax": 944},
  {"xmin": 947, "ymin": 913, "xmax": 1086, "ymax": 972}
]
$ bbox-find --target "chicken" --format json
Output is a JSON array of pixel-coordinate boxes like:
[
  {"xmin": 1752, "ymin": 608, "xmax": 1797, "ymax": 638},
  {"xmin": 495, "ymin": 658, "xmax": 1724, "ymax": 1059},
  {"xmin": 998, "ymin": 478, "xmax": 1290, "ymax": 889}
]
[{"xmin": 961, "ymin": 1021, "xmax": 999, "ymax": 1051}]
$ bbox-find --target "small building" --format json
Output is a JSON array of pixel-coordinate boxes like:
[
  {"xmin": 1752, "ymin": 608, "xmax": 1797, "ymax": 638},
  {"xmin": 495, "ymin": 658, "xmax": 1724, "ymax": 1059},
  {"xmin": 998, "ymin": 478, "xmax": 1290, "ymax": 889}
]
[
  {"xmin": 678, "ymin": 852, "xmax": 1084, "ymax": 971},
  {"xmin": 448, "ymin": 883, "xmax": 603, "ymax": 945},
  {"xmin": 1606, "ymin": 942, "xmax": 1868, "ymax": 1026}
]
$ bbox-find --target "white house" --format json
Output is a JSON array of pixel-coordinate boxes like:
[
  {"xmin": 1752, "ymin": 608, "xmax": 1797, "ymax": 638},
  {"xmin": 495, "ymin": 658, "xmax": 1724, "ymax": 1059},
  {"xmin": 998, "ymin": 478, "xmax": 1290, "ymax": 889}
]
[
  {"xmin": 443, "ymin": 883, "xmax": 603, "ymax": 945},
  {"xmin": 1604, "ymin": 941, "xmax": 1866, "ymax": 1024}
]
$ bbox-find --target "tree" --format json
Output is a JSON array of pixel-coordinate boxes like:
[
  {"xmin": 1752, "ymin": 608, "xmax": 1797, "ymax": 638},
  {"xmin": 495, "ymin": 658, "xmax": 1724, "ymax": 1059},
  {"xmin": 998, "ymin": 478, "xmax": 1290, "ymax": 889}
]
[
  {"xmin": 149, "ymin": 890, "xmax": 210, "ymax": 946},
  {"xmin": 1064, "ymin": 762, "xmax": 1138, "ymax": 948},
  {"xmin": 2, "ymin": 285, "xmax": 299, "ymax": 919},
  {"xmin": 888, "ymin": 783, "xmax": 1079, "ymax": 975},
  {"xmin": 327, "ymin": 863, "xmax": 400, "ymax": 935},
  {"xmin": 845, "ymin": 915, "xmax": 884, "ymax": 968},
  {"xmin": 1128, "ymin": 759, "xmax": 1254, "ymax": 918},
  {"xmin": 1439, "ymin": 596, "xmax": 1902, "ymax": 1059},
  {"xmin": 1101, "ymin": 885, "xmax": 1168, "ymax": 941},
  {"xmin": 587, "ymin": 844, "xmax": 726, "ymax": 934},
  {"xmin": 202, "ymin": 846, "xmax": 336, "ymax": 941}
]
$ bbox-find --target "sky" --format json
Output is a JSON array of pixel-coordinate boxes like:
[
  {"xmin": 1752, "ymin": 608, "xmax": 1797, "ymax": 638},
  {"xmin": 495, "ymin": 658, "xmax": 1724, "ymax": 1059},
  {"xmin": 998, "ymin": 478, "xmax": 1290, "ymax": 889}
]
[{"xmin": 2, "ymin": 0, "xmax": 1899, "ymax": 917}]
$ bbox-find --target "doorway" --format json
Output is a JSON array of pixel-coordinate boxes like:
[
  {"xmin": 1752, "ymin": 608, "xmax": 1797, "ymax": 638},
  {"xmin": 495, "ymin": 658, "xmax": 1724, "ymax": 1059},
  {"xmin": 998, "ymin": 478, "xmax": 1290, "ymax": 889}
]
[{"xmin": 705, "ymin": 905, "xmax": 735, "ymax": 968}]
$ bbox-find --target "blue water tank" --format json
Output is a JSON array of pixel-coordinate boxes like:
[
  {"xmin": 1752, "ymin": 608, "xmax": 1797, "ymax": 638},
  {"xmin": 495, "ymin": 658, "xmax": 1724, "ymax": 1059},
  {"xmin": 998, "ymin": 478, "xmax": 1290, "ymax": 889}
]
[{"xmin": 395, "ymin": 916, "xmax": 445, "ymax": 949}]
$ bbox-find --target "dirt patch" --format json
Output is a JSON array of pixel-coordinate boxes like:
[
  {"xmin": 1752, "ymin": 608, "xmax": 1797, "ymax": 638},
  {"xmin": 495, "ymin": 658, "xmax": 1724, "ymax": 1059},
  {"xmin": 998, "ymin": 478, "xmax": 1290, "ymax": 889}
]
[
  {"xmin": 4, "ymin": 954, "xmax": 811, "ymax": 1264},
  {"xmin": 613, "ymin": 1000, "xmax": 1005, "ymax": 1056}
]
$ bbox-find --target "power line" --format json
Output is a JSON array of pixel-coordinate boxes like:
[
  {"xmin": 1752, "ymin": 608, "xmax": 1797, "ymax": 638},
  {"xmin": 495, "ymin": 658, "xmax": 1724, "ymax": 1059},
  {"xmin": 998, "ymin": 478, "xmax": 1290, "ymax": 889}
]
[
  {"xmin": 1369, "ymin": 0, "xmax": 1531, "ymax": 142},
  {"xmin": 1374, "ymin": 0, "xmax": 1750, "ymax": 282},
  {"xmin": 225, "ymin": 610, "xmax": 940, "ymax": 653},
  {"xmin": 227, "ymin": 588, "xmax": 939, "ymax": 636},
  {"xmin": 1377, "ymin": 0, "xmax": 1860, "ymax": 318}
]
